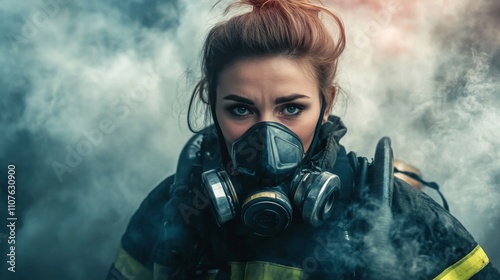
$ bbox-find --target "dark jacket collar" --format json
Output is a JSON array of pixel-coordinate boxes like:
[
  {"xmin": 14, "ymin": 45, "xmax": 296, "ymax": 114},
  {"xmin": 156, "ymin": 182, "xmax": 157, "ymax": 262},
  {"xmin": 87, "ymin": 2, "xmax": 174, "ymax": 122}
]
[{"xmin": 310, "ymin": 115, "xmax": 348, "ymax": 171}]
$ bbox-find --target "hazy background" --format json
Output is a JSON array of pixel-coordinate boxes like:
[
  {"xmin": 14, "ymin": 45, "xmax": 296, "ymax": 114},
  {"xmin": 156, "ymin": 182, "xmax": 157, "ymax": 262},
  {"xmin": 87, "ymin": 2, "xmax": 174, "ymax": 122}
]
[{"xmin": 0, "ymin": 0, "xmax": 498, "ymax": 279}]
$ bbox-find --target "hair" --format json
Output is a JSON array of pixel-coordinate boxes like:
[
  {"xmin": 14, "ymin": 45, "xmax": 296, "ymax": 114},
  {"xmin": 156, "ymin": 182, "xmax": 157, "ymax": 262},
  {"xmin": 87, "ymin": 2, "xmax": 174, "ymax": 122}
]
[{"xmin": 187, "ymin": 0, "xmax": 346, "ymax": 132}]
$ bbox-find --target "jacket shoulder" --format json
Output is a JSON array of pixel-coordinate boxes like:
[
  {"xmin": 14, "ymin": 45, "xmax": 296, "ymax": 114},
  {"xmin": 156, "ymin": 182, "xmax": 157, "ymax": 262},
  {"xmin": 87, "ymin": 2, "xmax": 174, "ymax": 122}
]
[
  {"xmin": 120, "ymin": 175, "xmax": 175, "ymax": 267},
  {"xmin": 390, "ymin": 178, "xmax": 498, "ymax": 278},
  {"xmin": 107, "ymin": 175, "xmax": 175, "ymax": 280}
]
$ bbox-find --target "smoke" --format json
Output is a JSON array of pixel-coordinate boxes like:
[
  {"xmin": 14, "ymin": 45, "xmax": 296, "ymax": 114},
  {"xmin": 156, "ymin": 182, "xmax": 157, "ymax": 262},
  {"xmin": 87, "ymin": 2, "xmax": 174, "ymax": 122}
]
[
  {"xmin": 0, "ymin": 0, "xmax": 219, "ymax": 279},
  {"xmin": 334, "ymin": 0, "xmax": 500, "ymax": 269},
  {"xmin": 0, "ymin": 0, "xmax": 498, "ymax": 279}
]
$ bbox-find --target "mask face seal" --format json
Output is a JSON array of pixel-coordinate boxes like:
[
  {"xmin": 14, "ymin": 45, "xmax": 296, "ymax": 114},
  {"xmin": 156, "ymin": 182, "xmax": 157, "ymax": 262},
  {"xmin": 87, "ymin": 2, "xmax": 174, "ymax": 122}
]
[{"xmin": 202, "ymin": 122, "xmax": 340, "ymax": 236}]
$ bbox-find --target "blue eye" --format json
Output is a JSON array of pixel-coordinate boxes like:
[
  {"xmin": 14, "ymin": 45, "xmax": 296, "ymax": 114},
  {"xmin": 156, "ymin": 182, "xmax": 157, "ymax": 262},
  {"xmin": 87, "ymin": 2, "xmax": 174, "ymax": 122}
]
[
  {"xmin": 230, "ymin": 106, "xmax": 251, "ymax": 116},
  {"xmin": 282, "ymin": 104, "xmax": 303, "ymax": 116}
]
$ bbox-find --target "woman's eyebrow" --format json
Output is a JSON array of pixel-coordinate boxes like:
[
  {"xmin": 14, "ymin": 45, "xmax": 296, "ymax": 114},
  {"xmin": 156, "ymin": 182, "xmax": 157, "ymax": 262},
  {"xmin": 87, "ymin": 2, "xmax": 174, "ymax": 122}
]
[
  {"xmin": 222, "ymin": 93, "xmax": 309, "ymax": 105},
  {"xmin": 275, "ymin": 94, "xmax": 310, "ymax": 104},
  {"xmin": 222, "ymin": 94, "xmax": 254, "ymax": 105}
]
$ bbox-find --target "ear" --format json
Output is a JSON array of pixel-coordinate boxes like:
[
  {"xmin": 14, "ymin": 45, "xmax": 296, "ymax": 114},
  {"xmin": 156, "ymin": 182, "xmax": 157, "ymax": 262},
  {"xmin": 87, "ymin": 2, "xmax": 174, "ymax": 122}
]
[{"xmin": 322, "ymin": 86, "xmax": 336, "ymax": 124}]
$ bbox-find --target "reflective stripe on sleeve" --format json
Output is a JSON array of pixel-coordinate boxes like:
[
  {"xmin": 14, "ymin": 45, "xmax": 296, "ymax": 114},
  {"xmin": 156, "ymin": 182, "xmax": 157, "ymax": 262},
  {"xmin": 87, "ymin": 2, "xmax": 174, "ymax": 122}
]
[
  {"xmin": 229, "ymin": 261, "xmax": 304, "ymax": 279},
  {"xmin": 433, "ymin": 245, "xmax": 489, "ymax": 280},
  {"xmin": 114, "ymin": 248, "xmax": 153, "ymax": 280}
]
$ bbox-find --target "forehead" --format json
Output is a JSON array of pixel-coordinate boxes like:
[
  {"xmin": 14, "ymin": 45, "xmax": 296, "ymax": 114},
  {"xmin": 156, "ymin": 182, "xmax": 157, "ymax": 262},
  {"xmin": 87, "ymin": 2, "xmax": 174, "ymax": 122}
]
[{"xmin": 217, "ymin": 56, "xmax": 318, "ymax": 91}]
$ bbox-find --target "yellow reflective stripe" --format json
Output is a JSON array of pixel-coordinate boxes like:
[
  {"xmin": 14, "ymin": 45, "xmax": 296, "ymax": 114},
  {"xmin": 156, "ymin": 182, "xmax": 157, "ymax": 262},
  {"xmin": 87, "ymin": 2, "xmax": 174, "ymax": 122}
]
[
  {"xmin": 433, "ymin": 245, "xmax": 489, "ymax": 280},
  {"xmin": 229, "ymin": 261, "xmax": 304, "ymax": 280},
  {"xmin": 205, "ymin": 270, "xmax": 219, "ymax": 280},
  {"xmin": 153, "ymin": 263, "xmax": 172, "ymax": 280},
  {"xmin": 114, "ymin": 248, "xmax": 153, "ymax": 280},
  {"xmin": 153, "ymin": 263, "xmax": 219, "ymax": 280}
]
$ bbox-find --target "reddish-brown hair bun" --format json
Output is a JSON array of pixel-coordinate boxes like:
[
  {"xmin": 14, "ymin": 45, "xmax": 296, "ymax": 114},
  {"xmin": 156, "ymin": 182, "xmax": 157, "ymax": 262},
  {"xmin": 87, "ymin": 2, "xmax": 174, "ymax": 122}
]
[{"xmin": 189, "ymin": 0, "xmax": 346, "ymax": 131}]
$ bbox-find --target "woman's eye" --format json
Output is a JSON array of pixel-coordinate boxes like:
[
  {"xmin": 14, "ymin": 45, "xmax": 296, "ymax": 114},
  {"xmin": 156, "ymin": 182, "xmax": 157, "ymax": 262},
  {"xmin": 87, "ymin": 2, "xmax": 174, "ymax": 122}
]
[
  {"xmin": 230, "ymin": 106, "xmax": 251, "ymax": 116},
  {"xmin": 282, "ymin": 105, "xmax": 303, "ymax": 116}
]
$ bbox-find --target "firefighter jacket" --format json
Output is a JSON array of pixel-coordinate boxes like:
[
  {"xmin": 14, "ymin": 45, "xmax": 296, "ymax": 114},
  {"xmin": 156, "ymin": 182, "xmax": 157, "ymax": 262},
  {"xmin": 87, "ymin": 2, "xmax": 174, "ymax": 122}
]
[{"xmin": 107, "ymin": 116, "xmax": 500, "ymax": 280}]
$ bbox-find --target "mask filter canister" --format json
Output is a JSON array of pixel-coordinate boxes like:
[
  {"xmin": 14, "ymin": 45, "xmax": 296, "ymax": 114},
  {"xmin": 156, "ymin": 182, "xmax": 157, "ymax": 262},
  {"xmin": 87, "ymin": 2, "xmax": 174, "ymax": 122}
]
[{"xmin": 202, "ymin": 122, "xmax": 341, "ymax": 236}]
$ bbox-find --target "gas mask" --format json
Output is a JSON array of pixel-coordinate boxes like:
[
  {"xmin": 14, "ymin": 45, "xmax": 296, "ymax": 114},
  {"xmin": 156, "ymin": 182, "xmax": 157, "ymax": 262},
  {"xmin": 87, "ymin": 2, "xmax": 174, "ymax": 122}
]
[{"xmin": 202, "ymin": 122, "xmax": 340, "ymax": 236}]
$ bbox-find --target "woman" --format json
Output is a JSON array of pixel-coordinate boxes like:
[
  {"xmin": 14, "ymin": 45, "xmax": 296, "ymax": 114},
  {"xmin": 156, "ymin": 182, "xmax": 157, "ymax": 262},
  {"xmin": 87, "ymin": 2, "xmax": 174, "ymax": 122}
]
[{"xmin": 108, "ymin": 0, "xmax": 499, "ymax": 279}]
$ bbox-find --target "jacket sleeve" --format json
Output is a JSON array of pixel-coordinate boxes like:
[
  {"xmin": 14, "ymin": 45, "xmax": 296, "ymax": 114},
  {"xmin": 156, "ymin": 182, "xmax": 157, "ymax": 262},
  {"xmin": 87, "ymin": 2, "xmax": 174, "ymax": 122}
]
[
  {"xmin": 106, "ymin": 175, "xmax": 175, "ymax": 280},
  {"xmin": 390, "ymin": 178, "xmax": 500, "ymax": 279}
]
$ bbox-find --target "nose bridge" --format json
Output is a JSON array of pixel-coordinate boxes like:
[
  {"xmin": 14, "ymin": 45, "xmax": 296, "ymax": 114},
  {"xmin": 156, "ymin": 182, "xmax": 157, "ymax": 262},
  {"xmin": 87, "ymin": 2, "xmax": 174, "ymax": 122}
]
[{"xmin": 258, "ymin": 108, "xmax": 277, "ymax": 123}]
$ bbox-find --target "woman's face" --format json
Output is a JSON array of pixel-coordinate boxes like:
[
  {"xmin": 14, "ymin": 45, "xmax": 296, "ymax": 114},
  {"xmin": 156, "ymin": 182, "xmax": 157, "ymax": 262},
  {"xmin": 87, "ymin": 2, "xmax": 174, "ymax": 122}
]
[{"xmin": 215, "ymin": 56, "xmax": 329, "ymax": 155}]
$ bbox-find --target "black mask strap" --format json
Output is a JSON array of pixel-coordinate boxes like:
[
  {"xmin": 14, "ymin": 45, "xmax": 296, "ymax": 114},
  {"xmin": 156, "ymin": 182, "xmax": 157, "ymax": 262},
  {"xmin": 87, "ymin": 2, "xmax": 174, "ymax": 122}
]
[
  {"xmin": 302, "ymin": 95, "xmax": 327, "ymax": 164},
  {"xmin": 394, "ymin": 168, "xmax": 449, "ymax": 211},
  {"xmin": 209, "ymin": 91, "xmax": 233, "ymax": 172}
]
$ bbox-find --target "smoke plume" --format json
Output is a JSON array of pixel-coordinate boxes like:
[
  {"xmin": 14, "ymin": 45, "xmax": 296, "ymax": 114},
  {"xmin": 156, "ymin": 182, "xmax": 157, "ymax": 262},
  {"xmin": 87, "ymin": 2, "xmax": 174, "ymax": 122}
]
[{"xmin": 0, "ymin": 0, "xmax": 498, "ymax": 279}]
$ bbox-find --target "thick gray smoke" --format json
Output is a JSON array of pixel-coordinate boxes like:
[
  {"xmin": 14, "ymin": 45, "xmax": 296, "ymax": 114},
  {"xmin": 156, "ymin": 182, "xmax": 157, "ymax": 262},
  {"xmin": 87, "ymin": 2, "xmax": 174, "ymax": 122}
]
[
  {"xmin": 0, "ymin": 0, "xmax": 219, "ymax": 279},
  {"xmin": 0, "ymin": 0, "xmax": 498, "ymax": 279},
  {"xmin": 336, "ymin": 0, "xmax": 500, "ymax": 269}
]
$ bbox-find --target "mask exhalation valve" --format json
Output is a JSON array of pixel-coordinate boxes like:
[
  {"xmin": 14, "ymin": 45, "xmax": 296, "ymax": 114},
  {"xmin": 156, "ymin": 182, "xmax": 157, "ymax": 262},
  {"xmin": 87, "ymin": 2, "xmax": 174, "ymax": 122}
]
[
  {"xmin": 201, "ymin": 122, "xmax": 342, "ymax": 236},
  {"xmin": 241, "ymin": 189, "xmax": 293, "ymax": 236}
]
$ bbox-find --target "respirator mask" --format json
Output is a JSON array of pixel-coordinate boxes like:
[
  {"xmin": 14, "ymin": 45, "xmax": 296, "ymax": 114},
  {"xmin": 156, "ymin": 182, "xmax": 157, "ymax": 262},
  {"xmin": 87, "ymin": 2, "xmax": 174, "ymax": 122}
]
[{"xmin": 202, "ymin": 122, "xmax": 340, "ymax": 236}]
